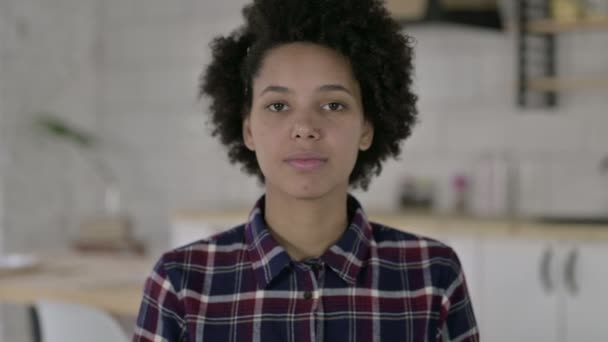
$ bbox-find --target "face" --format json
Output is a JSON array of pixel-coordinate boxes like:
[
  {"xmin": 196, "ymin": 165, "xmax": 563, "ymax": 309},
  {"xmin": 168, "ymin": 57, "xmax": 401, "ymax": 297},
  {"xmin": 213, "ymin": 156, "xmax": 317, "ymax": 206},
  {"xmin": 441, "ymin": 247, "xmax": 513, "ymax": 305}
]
[{"xmin": 243, "ymin": 42, "xmax": 374, "ymax": 200}]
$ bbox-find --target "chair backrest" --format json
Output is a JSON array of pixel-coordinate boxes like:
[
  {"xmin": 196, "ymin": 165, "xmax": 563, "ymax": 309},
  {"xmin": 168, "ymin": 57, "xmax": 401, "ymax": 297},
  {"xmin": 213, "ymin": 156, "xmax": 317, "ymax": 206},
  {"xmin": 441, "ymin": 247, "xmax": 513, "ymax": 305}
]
[{"xmin": 35, "ymin": 300, "xmax": 128, "ymax": 342}]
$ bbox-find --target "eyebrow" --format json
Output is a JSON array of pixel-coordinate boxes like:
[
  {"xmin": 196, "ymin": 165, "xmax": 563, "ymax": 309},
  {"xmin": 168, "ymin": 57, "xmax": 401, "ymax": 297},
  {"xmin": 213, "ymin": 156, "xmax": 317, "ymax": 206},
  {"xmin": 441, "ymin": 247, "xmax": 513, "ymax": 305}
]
[{"xmin": 259, "ymin": 84, "xmax": 354, "ymax": 97}]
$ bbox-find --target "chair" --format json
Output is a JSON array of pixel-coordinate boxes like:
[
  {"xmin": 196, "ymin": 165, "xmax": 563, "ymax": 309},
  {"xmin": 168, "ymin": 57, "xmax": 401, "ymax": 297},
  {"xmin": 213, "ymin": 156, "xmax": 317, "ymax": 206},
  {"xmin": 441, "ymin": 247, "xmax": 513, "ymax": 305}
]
[{"xmin": 34, "ymin": 300, "xmax": 129, "ymax": 342}]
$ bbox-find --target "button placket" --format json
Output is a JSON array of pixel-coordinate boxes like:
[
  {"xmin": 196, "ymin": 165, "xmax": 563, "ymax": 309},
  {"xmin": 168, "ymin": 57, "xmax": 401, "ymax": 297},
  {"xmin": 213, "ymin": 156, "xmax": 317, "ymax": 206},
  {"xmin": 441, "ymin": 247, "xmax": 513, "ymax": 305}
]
[{"xmin": 296, "ymin": 260, "xmax": 323, "ymax": 304}]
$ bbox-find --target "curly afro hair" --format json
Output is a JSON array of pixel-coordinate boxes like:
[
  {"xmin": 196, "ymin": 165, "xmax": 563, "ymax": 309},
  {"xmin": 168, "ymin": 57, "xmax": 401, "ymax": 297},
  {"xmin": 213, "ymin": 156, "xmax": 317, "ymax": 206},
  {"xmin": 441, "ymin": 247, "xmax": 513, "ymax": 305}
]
[{"xmin": 200, "ymin": 0, "xmax": 418, "ymax": 190}]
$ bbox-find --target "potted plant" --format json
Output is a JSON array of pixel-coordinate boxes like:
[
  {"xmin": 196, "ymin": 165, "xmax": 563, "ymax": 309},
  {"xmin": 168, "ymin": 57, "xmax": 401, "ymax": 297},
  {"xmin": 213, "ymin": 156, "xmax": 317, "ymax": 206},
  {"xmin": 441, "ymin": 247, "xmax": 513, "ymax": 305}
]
[{"xmin": 35, "ymin": 114, "xmax": 143, "ymax": 254}]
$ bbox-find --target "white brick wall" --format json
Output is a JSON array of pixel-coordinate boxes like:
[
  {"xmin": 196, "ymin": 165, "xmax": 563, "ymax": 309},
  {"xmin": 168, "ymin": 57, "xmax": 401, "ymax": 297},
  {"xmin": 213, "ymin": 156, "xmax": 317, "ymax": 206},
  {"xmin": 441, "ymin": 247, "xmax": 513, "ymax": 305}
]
[
  {"xmin": 0, "ymin": 7, "xmax": 6, "ymax": 256},
  {"xmin": 0, "ymin": 0, "xmax": 100, "ymax": 253},
  {"xmin": 1, "ymin": 6, "xmax": 10, "ymax": 339},
  {"xmin": 96, "ymin": 0, "xmax": 257, "ymax": 254}
]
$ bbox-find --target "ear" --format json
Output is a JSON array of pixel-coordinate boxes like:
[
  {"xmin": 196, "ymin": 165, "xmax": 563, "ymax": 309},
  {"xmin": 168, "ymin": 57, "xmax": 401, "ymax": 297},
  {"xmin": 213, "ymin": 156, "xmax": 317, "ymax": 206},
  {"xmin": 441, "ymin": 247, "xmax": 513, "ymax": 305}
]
[
  {"xmin": 359, "ymin": 120, "xmax": 374, "ymax": 151},
  {"xmin": 242, "ymin": 115, "xmax": 255, "ymax": 151}
]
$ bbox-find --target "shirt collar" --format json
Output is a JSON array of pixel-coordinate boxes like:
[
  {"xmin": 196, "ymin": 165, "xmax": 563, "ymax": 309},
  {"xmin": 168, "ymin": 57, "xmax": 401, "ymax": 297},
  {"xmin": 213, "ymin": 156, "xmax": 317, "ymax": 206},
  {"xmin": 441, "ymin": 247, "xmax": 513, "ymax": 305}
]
[{"xmin": 244, "ymin": 194, "xmax": 372, "ymax": 289}]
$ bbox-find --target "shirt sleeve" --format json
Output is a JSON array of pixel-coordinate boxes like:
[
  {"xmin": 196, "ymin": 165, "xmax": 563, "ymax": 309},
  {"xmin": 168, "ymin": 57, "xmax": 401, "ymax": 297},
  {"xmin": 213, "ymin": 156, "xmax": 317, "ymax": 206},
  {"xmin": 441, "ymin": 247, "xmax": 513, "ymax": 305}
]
[
  {"xmin": 132, "ymin": 254, "xmax": 187, "ymax": 342},
  {"xmin": 437, "ymin": 247, "xmax": 480, "ymax": 342}
]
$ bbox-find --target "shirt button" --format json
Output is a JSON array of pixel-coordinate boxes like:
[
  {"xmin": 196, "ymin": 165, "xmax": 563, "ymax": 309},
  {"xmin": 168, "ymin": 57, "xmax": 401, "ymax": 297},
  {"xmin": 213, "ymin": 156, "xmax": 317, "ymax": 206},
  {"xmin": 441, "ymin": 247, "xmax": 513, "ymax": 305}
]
[
  {"xmin": 311, "ymin": 264, "xmax": 321, "ymax": 272},
  {"xmin": 303, "ymin": 291, "xmax": 313, "ymax": 300}
]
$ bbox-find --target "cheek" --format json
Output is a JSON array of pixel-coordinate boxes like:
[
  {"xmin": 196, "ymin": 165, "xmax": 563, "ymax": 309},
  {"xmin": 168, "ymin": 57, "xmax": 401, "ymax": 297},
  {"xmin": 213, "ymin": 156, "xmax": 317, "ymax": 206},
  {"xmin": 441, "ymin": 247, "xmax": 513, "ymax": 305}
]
[
  {"xmin": 330, "ymin": 129, "xmax": 363, "ymax": 161},
  {"xmin": 250, "ymin": 123, "xmax": 281, "ymax": 168},
  {"xmin": 339, "ymin": 122, "xmax": 364, "ymax": 146},
  {"xmin": 252, "ymin": 121, "xmax": 284, "ymax": 150}
]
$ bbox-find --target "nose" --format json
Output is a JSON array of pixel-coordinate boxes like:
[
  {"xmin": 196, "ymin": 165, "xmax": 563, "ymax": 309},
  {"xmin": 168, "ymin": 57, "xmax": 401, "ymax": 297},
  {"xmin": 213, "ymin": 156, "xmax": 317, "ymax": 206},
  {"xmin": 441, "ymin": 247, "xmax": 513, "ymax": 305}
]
[{"xmin": 291, "ymin": 118, "xmax": 321, "ymax": 141}]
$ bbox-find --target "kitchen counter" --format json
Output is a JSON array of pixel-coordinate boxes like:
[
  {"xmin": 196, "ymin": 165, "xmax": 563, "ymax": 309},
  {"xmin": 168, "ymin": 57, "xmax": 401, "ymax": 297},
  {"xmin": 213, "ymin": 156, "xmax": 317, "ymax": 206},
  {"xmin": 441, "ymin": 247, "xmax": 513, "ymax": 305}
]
[
  {"xmin": 172, "ymin": 209, "xmax": 608, "ymax": 242},
  {"xmin": 0, "ymin": 253, "xmax": 154, "ymax": 317}
]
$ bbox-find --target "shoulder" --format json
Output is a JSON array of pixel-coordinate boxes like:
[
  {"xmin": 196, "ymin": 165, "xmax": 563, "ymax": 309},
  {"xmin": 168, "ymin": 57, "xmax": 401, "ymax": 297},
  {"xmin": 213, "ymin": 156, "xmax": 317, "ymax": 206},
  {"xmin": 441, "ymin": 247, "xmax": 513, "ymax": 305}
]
[
  {"xmin": 369, "ymin": 221, "xmax": 463, "ymax": 282},
  {"xmin": 152, "ymin": 224, "xmax": 248, "ymax": 283},
  {"xmin": 165, "ymin": 223, "xmax": 247, "ymax": 262},
  {"xmin": 370, "ymin": 221, "xmax": 450, "ymax": 252}
]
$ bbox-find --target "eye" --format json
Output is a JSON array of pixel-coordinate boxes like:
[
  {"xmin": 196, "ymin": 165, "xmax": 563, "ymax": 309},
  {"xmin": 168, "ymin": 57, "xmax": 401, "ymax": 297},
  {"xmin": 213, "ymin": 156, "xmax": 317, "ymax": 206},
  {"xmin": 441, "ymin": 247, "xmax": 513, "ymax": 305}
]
[
  {"xmin": 266, "ymin": 102, "xmax": 289, "ymax": 112},
  {"xmin": 323, "ymin": 102, "xmax": 345, "ymax": 111}
]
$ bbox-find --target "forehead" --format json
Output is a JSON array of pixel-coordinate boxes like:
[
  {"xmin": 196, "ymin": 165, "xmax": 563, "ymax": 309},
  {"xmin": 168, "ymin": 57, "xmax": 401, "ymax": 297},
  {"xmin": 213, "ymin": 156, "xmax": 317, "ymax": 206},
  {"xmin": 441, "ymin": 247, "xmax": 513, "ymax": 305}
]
[{"xmin": 252, "ymin": 42, "xmax": 360, "ymax": 94}]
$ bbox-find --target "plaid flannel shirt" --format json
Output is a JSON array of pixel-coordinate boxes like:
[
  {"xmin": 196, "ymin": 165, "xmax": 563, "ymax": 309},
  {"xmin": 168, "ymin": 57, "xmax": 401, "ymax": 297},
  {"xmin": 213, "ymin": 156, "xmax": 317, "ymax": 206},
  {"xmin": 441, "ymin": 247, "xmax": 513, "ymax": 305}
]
[{"xmin": 133, "ymin": 194, "xmax": 479, "ymax": 341}]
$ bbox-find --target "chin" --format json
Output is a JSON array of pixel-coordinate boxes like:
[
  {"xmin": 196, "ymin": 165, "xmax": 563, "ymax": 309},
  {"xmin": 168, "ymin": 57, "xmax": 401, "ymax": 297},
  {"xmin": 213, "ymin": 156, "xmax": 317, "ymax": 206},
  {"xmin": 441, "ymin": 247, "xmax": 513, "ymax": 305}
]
[
  {"xmin": 287, "ymin": 189, "xmax": 328, "ymax": 201},
  {"xmin": 282, "ymin": 179, "xmax": 345, "ymax": 201},
  {"xmin": 264, "ymin": 170, "xmax": 348, "ymax": 200}
]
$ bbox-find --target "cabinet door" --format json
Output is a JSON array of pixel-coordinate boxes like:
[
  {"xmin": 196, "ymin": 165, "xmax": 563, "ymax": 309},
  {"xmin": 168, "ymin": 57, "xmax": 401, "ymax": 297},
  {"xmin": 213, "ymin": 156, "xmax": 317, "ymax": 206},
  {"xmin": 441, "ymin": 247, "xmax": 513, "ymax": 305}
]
[
  {"xmin": 564, "ymin": 242, "xmax": 608, "ymax": 342},
  {"xmin": 480, "ymin": 238, "xmax": 560, "ymax": 342}
]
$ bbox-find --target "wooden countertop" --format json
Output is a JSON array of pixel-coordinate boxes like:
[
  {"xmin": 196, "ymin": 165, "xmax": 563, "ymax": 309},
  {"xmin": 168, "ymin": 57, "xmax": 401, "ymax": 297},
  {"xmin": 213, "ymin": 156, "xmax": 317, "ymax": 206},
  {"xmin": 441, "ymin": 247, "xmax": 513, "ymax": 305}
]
[
  {"xmin": 0, "ymin": 253, "xmax": 155, "ymax": 317},
  {"xmin": 172, "ymin": 209, "xmax": 608, "ymax": 242}
]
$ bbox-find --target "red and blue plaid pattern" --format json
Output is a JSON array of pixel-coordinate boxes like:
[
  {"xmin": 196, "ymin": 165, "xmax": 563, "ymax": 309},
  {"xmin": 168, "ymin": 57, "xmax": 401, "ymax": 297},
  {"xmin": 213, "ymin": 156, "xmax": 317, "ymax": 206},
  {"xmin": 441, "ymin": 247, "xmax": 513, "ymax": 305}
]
[{"xmin": 133, "ymin": 195, "xmax": 479, "ymax": 341}]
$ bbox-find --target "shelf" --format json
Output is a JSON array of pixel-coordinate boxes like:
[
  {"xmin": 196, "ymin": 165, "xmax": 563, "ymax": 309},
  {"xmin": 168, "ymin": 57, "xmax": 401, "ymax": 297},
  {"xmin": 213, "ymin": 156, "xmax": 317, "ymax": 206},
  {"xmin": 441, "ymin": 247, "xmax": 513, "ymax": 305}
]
[
  {"xmin": 385, "ymin": 0, "xmax": 427, "ymax": 20},
  {"xmin": 528, "ymin": 17, "xmax": 608, "ymax": 34},
  {"xmin": 518, "ymin": 1, "xmax": 608, "ymax": 108},
  {"xmin": 528, "ymin": 76, "xmax": 608, "ymax": 92}
]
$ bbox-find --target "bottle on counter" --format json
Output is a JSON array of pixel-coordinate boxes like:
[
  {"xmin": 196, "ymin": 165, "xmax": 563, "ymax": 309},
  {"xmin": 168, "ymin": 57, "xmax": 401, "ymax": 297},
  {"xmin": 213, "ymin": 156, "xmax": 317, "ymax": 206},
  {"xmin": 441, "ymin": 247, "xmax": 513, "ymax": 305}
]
[{"xmin": 451, "ymin": 173, "xmax": 471, "ymax": 216}]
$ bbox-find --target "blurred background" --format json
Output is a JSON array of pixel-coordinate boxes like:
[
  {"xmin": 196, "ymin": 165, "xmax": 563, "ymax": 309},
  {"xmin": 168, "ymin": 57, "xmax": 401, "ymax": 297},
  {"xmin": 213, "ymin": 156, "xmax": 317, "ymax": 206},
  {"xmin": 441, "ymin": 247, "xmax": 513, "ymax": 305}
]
[{"xmin": 0, "ymin": 0, "xmax": 607, "ymax": 341}]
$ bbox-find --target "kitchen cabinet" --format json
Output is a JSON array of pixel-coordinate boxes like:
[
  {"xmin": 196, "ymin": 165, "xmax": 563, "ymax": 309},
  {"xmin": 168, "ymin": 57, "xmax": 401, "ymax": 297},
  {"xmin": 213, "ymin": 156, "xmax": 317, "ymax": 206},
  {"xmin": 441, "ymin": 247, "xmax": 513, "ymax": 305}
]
[
  {"xmin": 563, "ymin": 241, "xmax": 608, "ymax": 342},
  {"xmin": 434, "ymin": 218, "xmax": 508, "ymax": 326},
  {"xmin": 480, "ymin": 237, "xmax": 561, "ymax": 342},
  {"xmin": 480, "ymin": 235, "xmax": 608, "ymax": 342}
]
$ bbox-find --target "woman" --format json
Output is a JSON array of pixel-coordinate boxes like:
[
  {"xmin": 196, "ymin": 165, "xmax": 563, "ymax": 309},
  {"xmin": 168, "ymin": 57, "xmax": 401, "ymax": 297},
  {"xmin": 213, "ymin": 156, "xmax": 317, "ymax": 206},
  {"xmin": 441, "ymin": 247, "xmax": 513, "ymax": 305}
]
[{"xmin": 133, "ymin": 0, "xmax": 479, "ymax": 341}]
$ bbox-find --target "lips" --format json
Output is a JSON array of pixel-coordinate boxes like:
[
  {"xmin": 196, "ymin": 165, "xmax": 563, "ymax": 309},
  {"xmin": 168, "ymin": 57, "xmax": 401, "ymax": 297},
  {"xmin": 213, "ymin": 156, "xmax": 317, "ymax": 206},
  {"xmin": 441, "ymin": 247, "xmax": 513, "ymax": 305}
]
[{"xmin": 284, "ymin": 152, "xmax": 328, "ymax": 171}]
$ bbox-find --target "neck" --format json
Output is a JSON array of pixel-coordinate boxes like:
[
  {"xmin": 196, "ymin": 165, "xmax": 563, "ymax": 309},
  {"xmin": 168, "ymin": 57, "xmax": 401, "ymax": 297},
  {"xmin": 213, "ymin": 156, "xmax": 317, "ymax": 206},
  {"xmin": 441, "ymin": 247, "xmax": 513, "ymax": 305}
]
[{"xmin": 263, "ymin": 188, "xmax": 349, "ymax": 261}]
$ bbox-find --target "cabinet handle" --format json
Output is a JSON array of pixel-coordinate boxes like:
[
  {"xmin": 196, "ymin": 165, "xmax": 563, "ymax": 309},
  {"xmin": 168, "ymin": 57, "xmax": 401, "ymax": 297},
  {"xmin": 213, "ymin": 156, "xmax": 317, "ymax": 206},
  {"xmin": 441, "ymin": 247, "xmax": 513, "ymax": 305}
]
[
  {"xmin": 539, "ymin": 246, "xmax": 554, "ymax": 294},
  {"xmin": 564, "ymin": 248, "xmax": 579, "ymax": 296}
]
